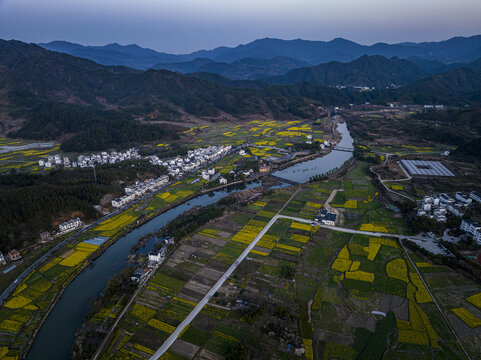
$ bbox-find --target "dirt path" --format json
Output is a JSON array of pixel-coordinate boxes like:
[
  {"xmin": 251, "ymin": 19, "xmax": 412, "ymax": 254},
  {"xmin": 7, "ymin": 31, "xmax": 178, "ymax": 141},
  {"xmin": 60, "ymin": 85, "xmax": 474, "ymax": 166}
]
[{"xmin": 324, "ymin": 188, "xmax": 344, "ymax": 224}]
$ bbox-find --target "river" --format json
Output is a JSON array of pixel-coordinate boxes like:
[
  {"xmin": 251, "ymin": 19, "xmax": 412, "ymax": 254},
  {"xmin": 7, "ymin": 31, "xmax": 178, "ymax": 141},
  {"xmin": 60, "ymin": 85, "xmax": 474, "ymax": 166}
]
[
  {"xmin": 272, "ymin": 122, "xmax": 354, "ymax": 183},
  {"xmin": 26, "ymin": 122, "xmax": 353, "ymax": 360}
]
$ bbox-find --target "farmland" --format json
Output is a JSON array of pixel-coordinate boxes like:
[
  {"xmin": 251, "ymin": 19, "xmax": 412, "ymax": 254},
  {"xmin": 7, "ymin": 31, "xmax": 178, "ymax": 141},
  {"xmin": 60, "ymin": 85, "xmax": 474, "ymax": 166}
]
[{"xmin": 91, "ymin": 162, "xmax": 471, "ymax": 360}]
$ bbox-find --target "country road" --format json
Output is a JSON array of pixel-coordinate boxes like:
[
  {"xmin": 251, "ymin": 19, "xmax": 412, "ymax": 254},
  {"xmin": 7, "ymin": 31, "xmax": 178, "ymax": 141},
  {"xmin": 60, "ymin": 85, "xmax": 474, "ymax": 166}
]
[
  {"xmin": 148, "ymin": 209, "xmax": 415, "ymax": 358},
  {"xmin": 147, "ymin": 189, "xmax": 300, "ymax": 360}
]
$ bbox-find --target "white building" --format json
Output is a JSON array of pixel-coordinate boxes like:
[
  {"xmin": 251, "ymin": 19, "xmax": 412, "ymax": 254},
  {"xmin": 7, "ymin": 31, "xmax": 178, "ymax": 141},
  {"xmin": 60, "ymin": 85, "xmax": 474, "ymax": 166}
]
[
  {"xmin": 455, "ymin": 192, "xmax": 472, "ymax": 205},
  {"xmin": 59, "ymin": 218, "xmax": 82, "ymax": 233},
  {"xmin": 219, "ymin": 177, "xmax": 227, "ymax": 185},
  {"xmin": 460, "ymin": 220, "xmax": 481, "ymax": 244},
  {"xmin": 0, "ymin": 253, "xmax": 6, "ymax": 266},
  {"xmin": 239, "ymin": 149, "xmax": 246, "ymax": 156},
  {"xmin": 469, "ymin": 191, "xmax": 481, "ymax": 203},
  {"xmin": 148, "ymin": 251, "xmax": 163, "ymax": 263},
  {"xmin": 439, "ymin": 193, "xmax": 455, "ymax": 205}
]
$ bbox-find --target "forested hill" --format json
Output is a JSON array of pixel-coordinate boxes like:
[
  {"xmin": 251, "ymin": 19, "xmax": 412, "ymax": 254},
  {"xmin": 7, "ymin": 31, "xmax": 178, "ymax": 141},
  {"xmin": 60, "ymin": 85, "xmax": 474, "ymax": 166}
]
[
  {"xmin": 0, "ymin": 39, "xmax": 326, "ymax": 119},
  {"xmin": 265, "ymin": 55, "xmax": 429, "ymax": 88}
]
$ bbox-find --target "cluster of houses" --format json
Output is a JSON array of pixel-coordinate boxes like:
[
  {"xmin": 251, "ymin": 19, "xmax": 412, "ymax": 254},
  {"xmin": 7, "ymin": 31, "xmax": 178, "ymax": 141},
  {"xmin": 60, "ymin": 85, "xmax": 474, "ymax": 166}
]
[
  {"xmin": 314, "ymin": 209, "xmax": 337, "ymax": 226},
  {"xmin": 112, "ymin": 175, "xmax": 169, "ymax": 208},
  {"xmin": 147, "ymin": 145, "xmax": 232, "ymax": 178},
  {"xmin": 416, "ymin": 192, "xmax": 480, "ymax": 222},
  {"xmin": 39, "ymin": 148, "xmax": 141, "ymax": 168},
  {"xmin": 131, "ymin": 237, "xmax": 173, "ymax": 282},
  {"xmin": 0, "ymin": 250, "xmax": 22, "ymax": 266}
]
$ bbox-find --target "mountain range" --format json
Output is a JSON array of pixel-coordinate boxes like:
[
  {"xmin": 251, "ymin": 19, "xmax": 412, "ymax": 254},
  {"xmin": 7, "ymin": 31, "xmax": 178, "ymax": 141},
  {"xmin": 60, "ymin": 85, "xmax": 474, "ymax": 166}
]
[
  {"xmin": 3, "ymin": 38, "xmax": 481, "ymax": 151},
  {"xmin": 41, "ymin": 35, "xmax": 481, "ymax": 70}
]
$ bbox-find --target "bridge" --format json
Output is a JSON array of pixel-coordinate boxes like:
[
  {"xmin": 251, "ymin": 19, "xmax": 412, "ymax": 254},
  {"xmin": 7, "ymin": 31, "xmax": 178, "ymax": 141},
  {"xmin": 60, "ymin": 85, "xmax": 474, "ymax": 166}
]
[
  {"xmin": 332, "ymin": 146, "xmax": 354, "ymax": 153},
  {"xmin": 268, "ymin": 174, "xmax": 300, "ymax": 185}
]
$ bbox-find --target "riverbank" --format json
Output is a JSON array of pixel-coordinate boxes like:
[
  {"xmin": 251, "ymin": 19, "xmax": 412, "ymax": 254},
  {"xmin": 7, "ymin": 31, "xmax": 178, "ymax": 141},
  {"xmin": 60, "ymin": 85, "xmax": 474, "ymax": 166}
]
[{"xmin": 16, "ymin": 120, "xmax": 353, "ymax": 360}]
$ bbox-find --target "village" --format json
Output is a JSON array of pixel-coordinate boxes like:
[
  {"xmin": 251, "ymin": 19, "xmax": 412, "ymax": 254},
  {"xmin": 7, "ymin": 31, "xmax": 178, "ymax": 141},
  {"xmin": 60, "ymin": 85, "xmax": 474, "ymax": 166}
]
[{"xmin": 416, "ymin": 191, "xmax": 481, "ymax": 243}]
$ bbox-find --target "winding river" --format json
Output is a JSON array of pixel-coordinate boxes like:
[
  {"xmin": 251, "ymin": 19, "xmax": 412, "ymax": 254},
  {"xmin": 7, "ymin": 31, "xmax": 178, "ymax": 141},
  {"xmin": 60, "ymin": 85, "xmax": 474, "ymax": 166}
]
[{"xmin": 26, "ymin": 122, "xmax": 353, "ymax": 360}]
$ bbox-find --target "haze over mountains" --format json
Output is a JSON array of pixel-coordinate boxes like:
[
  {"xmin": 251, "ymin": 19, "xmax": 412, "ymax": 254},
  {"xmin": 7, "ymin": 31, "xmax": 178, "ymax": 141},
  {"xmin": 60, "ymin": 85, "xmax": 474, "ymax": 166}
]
[{"xmin": 39, "ymin": 36, "xmax": 481, "ymax": 86}]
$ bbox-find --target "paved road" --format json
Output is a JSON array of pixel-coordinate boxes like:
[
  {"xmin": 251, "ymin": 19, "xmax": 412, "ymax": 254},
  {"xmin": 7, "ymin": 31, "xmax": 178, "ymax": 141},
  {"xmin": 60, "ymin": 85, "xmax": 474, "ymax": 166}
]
[
  {"xmin": 369, "ymin": 154, "xmax": 414, "ymax": 202},
  {"xmin": 91, "ymin": 263, "xmax": 160, "ymax": 360},
  {"xmin": 148, "ymin": 205, "xmax": 420, "ymax": 359},
  {"xmin": 148, "ymin": 190, "xmax": 299, "ymax": 360}
]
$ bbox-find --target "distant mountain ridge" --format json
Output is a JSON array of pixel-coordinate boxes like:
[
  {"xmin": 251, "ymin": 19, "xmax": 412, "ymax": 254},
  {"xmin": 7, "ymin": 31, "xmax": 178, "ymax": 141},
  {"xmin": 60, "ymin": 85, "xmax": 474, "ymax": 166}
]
[
  {"xmin": 264, "ymin": 55, "xmax": 430, "ymax": 88},
  {"xmin": 40, "ymin": 35, "xmax": 481, "ymax": 70},
  {"xmin": 152, "ymin": 56, "xmax": 311, "ymax": 80}
]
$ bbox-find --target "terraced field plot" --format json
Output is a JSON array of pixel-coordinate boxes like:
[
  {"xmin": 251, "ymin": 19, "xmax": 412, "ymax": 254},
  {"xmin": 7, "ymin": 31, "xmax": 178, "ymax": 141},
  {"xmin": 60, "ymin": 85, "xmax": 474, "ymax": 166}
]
[
  {"xmin": 0, "ymin": 239, "xmax": 101, "ymax": 358},
  {"xmin": 98, "ymin": 188, "xmax": 298, "ymax": 360},
  {"xmin": 0, "ymin": 138, "xmax": 60, "ymax": 173},
  {"xmin": 410, "ymin": 251, "xmax": 481, "ymax": 358}
]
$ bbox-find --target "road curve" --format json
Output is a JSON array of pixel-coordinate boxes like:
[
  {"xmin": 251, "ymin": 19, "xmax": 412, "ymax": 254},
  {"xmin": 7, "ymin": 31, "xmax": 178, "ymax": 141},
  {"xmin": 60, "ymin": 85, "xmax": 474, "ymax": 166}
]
[{"xmin": 148, "ymin": 209, "xmax": 413, "ymax": 358}]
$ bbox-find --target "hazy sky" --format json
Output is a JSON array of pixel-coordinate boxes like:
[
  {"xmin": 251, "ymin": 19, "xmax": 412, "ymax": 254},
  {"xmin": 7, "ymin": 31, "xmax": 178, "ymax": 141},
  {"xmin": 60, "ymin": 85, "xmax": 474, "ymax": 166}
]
[{"xmin": 1, "ymin": 0, "xmax": 481, "ymax": 53}]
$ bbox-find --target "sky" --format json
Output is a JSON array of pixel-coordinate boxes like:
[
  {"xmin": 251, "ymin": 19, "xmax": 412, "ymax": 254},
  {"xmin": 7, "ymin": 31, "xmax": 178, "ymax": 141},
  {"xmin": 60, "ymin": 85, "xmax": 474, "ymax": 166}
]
[{"xmin": 1, "ymin": 0, "xmax": 481, "ymax": 53}]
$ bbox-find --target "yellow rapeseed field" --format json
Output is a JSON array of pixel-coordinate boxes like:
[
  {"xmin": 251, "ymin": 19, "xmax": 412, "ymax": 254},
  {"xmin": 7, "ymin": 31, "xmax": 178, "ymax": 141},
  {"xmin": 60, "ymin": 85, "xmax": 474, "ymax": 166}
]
[
  {"xmin": 257, "ymin": 234, "xmax": 279, "ymax": 249},
  {"xmin": 345, "ymin": 270, "xmax": 374, "ymax": 283},
  {"xmin": 370, "ymin": 237, "xmax": 399, "ymax": 248},
  {"xmin": 95, "ymin": 213, "xmax": 136, "ymax": 232},
  {"xmin": 133, "ymin": 344, "xmax": 154, "ymax": 355},
  {"xmin": 363, "ymin": 242, "xmax": 381, "ymax": 261},
  {"xmin": 4, "ymin": 295, "xmax": 32, "ymax": 309},
  {"xmin": 338, "ymin": 245, "xmax": 350, "ymax": 259},
  {"xmin": 0, "ymin": 320, "xmax": 22, "ymax": 333},
  {"xmin": 386, "ymin": 258, "xmax": 409, "ymax": 282},
  {"xmin": 290, "ymin": 234, "xmax": 310, "ymax": 243},
  {"xmin": 303, "ymin": 339, "xmax": 313, "ymax": 360},
  {"xmin": 157, "ymin": 192, "xmax": 171, "ymax": 199},
  {"xmin": 467, "ymin": 292, "xmax": 481, "ymax": 309},
  {"xmin": 59, "ymin": 250, "xmax": 91, "ymax": 267},
  {"xmin": 332, "ymin": 258, "xmax": 352, "ymax": 272},
  {"xmin": 416, "ymin": 262, "xmax": 432, "ymax": 268},
  {"xmin": 39, "ymin": 257, "xmax": 62, "ymax": 273},
  {"xmin": 350, "ymin": 261, "xmax": 361, "ymax": 271},
  {"xmin": 148, "ymin": 319, "xmax": 176, "ymax": 333},
  {"xmin": 290, "ymin": 222, "xmax": 311, "ymax": 231},
  {"xmin": 305, "ymin": 202, "xmax": 322, "ymax": 209},
  {"xmin": 451, "ymin": 308, "xmax": 481, "ymax": 328},
  {"xmin": 410, "ymin": 272, "xmax": 432, "ymax": 303},
  {"xmin": 252, "ymin": 201, "xmax": 266, "ymax": 207},
  {"xmin": 250, "ymin": 249, "xmax": 269, "ymax": 256},
  {"xmin": 275, "ymin": 243, "xmax": 301, "ymax": 253},
  {"xmin": 131, "ymin": 304, "xmax": 156, "ymax": 322}
]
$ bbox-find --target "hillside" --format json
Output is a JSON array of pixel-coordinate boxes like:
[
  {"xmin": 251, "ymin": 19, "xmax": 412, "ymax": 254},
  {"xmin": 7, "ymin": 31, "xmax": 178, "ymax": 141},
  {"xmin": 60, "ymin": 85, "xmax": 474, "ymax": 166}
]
[
  {"xmin": 153, "ymin": 56, "xmax": 311, "ymax": 80},
  {"xmin": 265, "ymin": 55, "xmax": 429, "ymax": 88},
  {"xmin": 396, "ymin": 67, "xmax": 481, "ymax": 101},
  {"xmin": 3, "ymin": 39, "xmax": 481, "ymax": 153}
]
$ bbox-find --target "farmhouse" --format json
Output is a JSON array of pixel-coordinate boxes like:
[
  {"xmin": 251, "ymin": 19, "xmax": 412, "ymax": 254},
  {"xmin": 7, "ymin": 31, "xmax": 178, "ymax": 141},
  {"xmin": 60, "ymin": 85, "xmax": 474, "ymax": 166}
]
[
  {"xmin": 59, "ymin": 217, "xmax": 83, "ymax": 233},
  {"xmin": 0, "ymin": 253, "xmax": 6, "ymax": 266},
  {"xmin": 8, "ymin": 250, "xmax": 22, "ymax": 262},
  {"xmin": 322, "ymin": 213, "xmax": 337, "ymax": 226},
  {"xmin": 39, "ymin": 231, "xmax": 52, "ymax": 243}
]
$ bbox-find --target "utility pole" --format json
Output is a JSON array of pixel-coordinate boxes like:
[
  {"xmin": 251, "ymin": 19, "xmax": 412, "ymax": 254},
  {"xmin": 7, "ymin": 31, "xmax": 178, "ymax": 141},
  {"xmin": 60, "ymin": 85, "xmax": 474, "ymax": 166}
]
[{"xmin": 93, "ymin": 165, "xmax": 97, "ymax": 183}]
